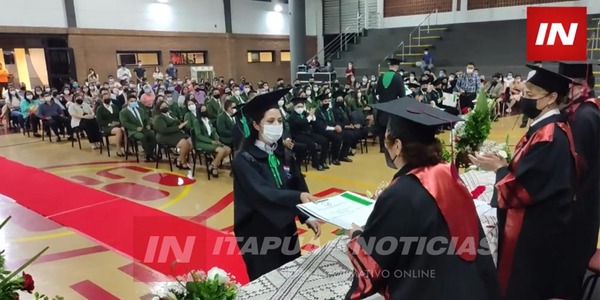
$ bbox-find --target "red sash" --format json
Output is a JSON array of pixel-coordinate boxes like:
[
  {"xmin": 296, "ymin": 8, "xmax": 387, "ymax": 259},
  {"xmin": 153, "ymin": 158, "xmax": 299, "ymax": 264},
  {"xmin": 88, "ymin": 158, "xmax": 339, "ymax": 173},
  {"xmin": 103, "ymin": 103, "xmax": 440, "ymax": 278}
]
[
  {"xmin": 409, "ymin": 163, "xmax": 480, "ymax": 261},
  {"xmin": 496, "ymin": 122, "xmax": 580, "ymax": 294}
]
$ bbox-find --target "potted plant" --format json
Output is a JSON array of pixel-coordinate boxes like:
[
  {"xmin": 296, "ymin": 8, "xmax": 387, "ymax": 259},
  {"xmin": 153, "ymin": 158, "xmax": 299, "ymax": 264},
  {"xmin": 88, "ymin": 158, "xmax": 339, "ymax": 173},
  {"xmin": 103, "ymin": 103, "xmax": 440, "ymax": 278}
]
[{"xmin": 454, "ymin": 89, "xmax": 493, "ymax": 168}]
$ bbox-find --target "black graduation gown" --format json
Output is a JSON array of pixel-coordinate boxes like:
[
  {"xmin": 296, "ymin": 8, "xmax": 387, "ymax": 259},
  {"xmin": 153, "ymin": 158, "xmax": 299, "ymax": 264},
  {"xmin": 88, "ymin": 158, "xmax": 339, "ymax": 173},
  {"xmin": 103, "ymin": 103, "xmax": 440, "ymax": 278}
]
[
  {"xmin": 375, "ymin": 70, "xmax": 406, "ymax": 127},
  {"xmin": 492, "ymin": 113, "xmax": 579, "ymax": 299},
  {"xmin": 232, "ymin": 143, "xmax": 310, "ymax": 281},
  {"xmin": 346, "ymin": 164, "xmax": 500, "ymax": 300},
  {"xmin": 333, "ymin": 105, "xmax": 364, "ymax": 145},
  {"xmin": 288, "ymin": 111, "xmax": 312, "ymax": 137},
  {"xmin": 565, "ymin": 96, "xmax": 600, "ymax": 286}
]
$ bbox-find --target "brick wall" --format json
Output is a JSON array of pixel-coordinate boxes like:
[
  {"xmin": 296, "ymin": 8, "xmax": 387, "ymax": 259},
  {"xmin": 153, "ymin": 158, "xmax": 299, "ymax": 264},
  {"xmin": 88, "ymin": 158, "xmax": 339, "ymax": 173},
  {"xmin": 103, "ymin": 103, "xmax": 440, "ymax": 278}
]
[
  {"xmin": 384, "ymin": 0, "xmax": 452, "ymax": 17},
  {"xmin": 67, "ymin": 28, "xmax": 317, "ymax": 85},
  {"xmin": 467, "ymin": 0, "xmax": 574, "ymax": 10}
]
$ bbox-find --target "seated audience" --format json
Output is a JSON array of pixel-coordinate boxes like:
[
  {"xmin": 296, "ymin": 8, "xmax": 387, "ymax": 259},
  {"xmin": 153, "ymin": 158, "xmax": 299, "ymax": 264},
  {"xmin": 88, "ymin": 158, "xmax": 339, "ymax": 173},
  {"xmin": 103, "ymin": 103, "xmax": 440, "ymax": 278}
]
[
  {"xmin": 120, "ymin": 94, "xmax": 158, "ymax": 162},
  {"xmin": 216, "ymin": 100, "xmax": 236, "ymax": 146},
  {"xmin": 38, "ymin": 92, "xmax": 73, "ymax": 141},
  {"xmin": 288, "ymin": 97, "xmax": 330, "ymax": 170},
  {"xmin": 68, "ymin": 93, "xmax": 102, "ymax": 149},
  {"xmin": 21, "ymin": 90, "xmax": 41, "ymax": 137},
  {"xmin": 153, "ymin": 100, "xmax": 192, "ymax": 169},
  {"xmin": 96, "ymin": 93, "xmax": 126, "ymax": 156}
]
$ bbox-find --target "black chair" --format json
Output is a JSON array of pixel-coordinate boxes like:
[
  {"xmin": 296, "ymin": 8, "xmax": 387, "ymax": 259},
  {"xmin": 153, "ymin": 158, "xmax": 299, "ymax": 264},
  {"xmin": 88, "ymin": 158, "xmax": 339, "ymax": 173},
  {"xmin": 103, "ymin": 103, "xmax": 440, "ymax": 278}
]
[
  {"xmin": 190, "ymin": 129, "xmax": 215, "ymax": 180},
  {"xmin": 350, "ymin": 110, "xmax": 369, "ymax": 154},
  {"xmin": 40, "ymin": 119, "xmax": 52, "ymax": 142},
  {"xmin": 155, "ymin": 143, "xmax": 173, "ymax": 172},
  {"xmin": 99, "ymin": 130, "xmax": 115, "ymax": 157},
  {"xmin": 123, "ymin": 129, "xmax": 140, "ymax": 163},
  {"xmin": 71, "ymin": 126, "xmax": 82, "ymax": 149}
]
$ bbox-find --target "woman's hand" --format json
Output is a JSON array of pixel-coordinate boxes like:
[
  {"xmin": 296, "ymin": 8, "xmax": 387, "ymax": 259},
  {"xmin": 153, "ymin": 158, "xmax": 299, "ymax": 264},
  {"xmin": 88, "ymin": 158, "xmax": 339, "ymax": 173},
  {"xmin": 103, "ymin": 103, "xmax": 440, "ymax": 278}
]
[
  {"xmin": 300, "ymin": 192, "xmax": 318, "ymax": 203},
  {"xmin": 346, "ymin": 223, "xmax": 363, "ymax": 238},
  {"xmin": 306, "ymin": 219, "xmax": 321, "ymax": 239},
  {"xmin": 468, "ymin": 152, "xmax": 508, "ymax": 172},
  {"xmin": 283, "ymin": 138, "xmax": 294, "ymax": 149},
  {"xmin": 178, "ymin": 121, "xmax": 188, "ymax": 129}
]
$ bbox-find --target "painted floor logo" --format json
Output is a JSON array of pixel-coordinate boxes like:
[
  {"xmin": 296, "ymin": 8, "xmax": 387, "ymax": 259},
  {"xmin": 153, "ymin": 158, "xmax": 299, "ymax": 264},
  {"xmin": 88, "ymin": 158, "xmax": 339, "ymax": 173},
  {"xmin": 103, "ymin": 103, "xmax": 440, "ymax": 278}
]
[{"xmin": 526, "ymin": 6, "xmax": 587, "ymax": 61}]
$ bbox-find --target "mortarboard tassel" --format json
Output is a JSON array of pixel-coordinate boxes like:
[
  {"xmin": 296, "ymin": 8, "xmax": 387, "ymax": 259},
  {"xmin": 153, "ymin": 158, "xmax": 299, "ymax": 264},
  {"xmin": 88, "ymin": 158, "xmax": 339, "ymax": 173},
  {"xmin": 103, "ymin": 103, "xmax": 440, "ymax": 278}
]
[{"xmin": 240, "ymin": 108, "xmax": 250, "ymax": 138}]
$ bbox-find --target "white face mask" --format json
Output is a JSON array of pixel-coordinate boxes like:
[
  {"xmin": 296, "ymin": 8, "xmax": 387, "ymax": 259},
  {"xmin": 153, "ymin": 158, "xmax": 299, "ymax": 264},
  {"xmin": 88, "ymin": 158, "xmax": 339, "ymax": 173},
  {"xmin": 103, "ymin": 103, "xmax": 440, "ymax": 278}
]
[
  {"xmin": 295, "ymin": 107, "xmax": 305, "ymax": 114},
  {"xmin": 188, "ymin": 104, "xmax": 196, "ymax": 112},
  {"xmin": 262, "ymin": 124, "xmax": 283, "ymax": 144},
  {"xmin": 26, "ymin": 95, "xmax": 33, "ymax": 100},
  {"xmin": 64, "ymin": 90, "xmax": 70, "ymax": 95},
  {"xmin": 306, "ymin": 90, "xmax": 312, "ymax": 96},
  {"xmin": 231, "ymin": 108, "xmax": 237, "ymax": 115},
  {"xmin": 362, "ymin": 78, "xmax": 368, "ymax": 83},
  {"xmin": 371, "ymin": 77, "xmax": 376, "ymax": 81},
  {"xmin": 244, "ymin": 88, "xmax": 250, "ymax": 93},
  {"xmin": 277, "ymin": 100, "xmax": 284, "ymax": 107},
  {"xmin": 466, "ymin": 68, "xmax": 474, "ymax": 74},
  {"xmin": 234, "ymin": 90, "xmax": 240, "ymax": 96},
  {"xmin": 9, "ymin": 90, "xmax": 16, "ymax": 95},
  {"xmin": 313, "ymin": 87, "xmax": 319, "ymax": 92},
  {"xmin": 357, "ymin": 93, "xmax": 362, "ymax": 98}
]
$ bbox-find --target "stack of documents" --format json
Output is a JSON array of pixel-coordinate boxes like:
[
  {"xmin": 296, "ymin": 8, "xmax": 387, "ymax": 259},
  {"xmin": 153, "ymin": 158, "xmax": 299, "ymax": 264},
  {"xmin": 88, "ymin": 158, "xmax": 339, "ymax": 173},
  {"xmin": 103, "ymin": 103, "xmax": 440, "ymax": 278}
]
[{"xmin": 297, "ymin": 191, "xmax": 375, "ymax": 229}]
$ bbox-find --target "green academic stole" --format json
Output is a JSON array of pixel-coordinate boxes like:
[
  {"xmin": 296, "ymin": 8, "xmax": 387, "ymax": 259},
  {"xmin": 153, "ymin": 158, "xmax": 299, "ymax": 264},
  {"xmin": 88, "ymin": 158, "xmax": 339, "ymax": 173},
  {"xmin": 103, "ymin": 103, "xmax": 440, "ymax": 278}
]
[{"xmin": 268, "ymin": 153, "xmax": 283, "ymax": 188}]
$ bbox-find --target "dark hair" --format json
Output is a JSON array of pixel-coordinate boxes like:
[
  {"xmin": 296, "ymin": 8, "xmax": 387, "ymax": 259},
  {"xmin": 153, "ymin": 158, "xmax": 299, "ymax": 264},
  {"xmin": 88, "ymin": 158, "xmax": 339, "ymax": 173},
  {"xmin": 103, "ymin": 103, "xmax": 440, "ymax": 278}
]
[
  {"xmin": 224, "ymin": 99, "xmax": 234, "ymax": 111},
  {"xmin": 467, "ymin": 62, "xmax": 475, "ymax": 66},
  {"xmin": 385, "ymin": 117, "xmax": 444, "ymax": 167},
  {"xmin": 154, "ymin": 100, "xmax": 167, "ymax": 114}
]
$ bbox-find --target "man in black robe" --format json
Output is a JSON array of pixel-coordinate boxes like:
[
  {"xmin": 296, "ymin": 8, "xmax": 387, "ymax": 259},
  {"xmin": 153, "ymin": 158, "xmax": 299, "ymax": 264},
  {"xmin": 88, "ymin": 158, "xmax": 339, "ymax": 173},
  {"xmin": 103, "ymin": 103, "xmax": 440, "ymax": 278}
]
[
  {"xmin": 346, "ymin": 99, "xmax": 499, "ymax": 300},
  {"xmin": 471, "ymin": 65, "xmax": 581, "ymax": 299},
  {"xmin": 375, "ymin": 57, "xmax": 406, "ymax": 152},
  {"xmin": 558, "ymin": 61, "xmax": 600, "ymax": 291},
  {"xmin": 313, "ymin": 93, "xmax": 352, "ymax": 165}
]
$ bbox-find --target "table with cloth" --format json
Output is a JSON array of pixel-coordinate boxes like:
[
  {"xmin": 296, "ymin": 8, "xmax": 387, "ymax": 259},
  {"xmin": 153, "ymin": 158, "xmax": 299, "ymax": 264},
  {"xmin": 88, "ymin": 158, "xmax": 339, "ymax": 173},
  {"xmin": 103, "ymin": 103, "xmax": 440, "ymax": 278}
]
[{"xmin": 238, "ymin": 170, "xmax": 499, "ymax": 300}]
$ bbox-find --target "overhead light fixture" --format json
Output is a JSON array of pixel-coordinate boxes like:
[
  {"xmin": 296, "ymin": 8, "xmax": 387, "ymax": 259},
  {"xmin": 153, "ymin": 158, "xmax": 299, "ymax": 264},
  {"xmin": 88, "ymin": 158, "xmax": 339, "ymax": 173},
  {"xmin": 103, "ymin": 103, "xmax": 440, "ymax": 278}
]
[
  {"xmin": 274, "ymin": 4, "xmax": 283, "ymax": 12},
  {"xmin": 157, "ymin": 0, "xmax": 169, "ymax": 3}
]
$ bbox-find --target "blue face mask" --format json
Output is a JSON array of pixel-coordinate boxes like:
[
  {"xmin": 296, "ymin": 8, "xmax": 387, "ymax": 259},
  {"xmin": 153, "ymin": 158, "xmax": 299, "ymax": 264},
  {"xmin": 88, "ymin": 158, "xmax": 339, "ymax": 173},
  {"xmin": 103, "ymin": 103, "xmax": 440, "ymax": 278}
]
[{"xmin": 129, "ymin": 101, "xmax": 139, "ymax": 109}]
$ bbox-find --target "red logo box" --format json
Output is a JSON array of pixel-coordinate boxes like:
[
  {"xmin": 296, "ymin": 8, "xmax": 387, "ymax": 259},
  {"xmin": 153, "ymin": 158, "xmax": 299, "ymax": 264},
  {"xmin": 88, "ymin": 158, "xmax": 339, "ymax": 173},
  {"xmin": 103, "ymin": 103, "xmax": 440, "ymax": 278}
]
[{"xmin": 526, "ymin": 6, "xmax": 587, "ymax": 61}]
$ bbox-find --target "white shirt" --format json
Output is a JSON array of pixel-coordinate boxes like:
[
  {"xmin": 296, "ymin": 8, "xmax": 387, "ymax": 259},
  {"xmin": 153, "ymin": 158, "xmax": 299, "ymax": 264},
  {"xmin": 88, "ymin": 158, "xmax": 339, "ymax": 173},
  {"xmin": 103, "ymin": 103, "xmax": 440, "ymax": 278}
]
[
  {"xmin": 104, "ymin": 103, "xmax": 113, "ymax": 114},
  {"xmin": 128, "ymin": 106, "xmax": 143, "ymax": 125},
  {"xmin": 530, "ymin": 108, "xmax": 560, "ymax": 127},
  {"xmin": 226, "ymin": 112, "xmax": 235, "ymax": 124},
  {"xmin": 255, "ymin": 139, "xmax": 276, "ymax": 153},
  {"xmin": 117, "ymin": 67, "xmax": 131, "ymax": 81},
  {"xmin": 526, "ymin": 70, "xmax": 536, "ymax": 81},
  {"xmin": 201, "ymin": 117, "xmax": 212, "ymax": 136},
  {"xmin": 68, "ymin": 103, "xmax": 94, "ymax": 127}
]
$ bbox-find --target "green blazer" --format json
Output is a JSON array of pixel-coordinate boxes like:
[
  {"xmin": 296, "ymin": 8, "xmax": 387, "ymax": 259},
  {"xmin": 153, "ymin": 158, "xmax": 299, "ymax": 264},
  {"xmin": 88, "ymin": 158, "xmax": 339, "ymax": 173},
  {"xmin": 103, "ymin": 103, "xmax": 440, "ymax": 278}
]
[
  {"xmin": 152, "ymin": 113, "xmax": 188, "ymax": 147},
  {"xmin": 216, "ymin": 111, "xmax": 235, "ymax": 144},
  {"xmin": 185, "ymin": 112, "xmax": 220, "ymax": 152},
  {"xmin": 119, "ymin": 107, "xmax": 149, "ymax": 137},
  {"xmin": 204, "ymin": 97, "xmax": 221, "ymax": 123},
  {"xmin": 95, "ymin": 104, "xmax": 121, "ymax": 133},
  {"xmin": 169, "ymin": 103, "xmax": 184, "ymax": 121},
  {"xmin": 231, "ymin": 95, "xmax": 245, "ymax": 106}
]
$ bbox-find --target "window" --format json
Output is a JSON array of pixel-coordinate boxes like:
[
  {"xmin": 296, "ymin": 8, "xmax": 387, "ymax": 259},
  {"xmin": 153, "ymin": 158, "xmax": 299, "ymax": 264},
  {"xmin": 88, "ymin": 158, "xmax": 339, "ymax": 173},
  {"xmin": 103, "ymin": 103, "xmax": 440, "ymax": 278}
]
[
  {"xmin": 116, "ymin": 51, "xmax": 161, "ymax": 66},
  {"xmin": 280, "ymin": 50, "xmax": 291, "ymax": 62},
  {"xmin": 247, "ymin": 51, "xmax": 275, "ymax": 63},
  {"xmin": 170, "ymin": 51, "xmax": 207, "ymax": 65}
]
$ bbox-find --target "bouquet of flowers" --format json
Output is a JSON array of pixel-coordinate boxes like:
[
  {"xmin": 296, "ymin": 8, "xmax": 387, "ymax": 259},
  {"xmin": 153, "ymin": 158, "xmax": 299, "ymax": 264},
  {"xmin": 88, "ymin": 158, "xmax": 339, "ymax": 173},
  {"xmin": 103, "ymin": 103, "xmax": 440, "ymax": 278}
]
[
  {"xmin": 366, "ymin": 181, "xmax": 390, "ymax": 201},
  {"xmin": 455, "ymin": 90, "xmax": 493, "ymax": 153},
  {"xmin": 151, "ymin": 267, "xmax": 240, "ymax": 300},
  {"xmin": 0, "ymin": 217, "xmax": 62, "ymax": 300},
  {"xmin": 469, "ymin": 137, "xmax": 512, "ymax": 170}
]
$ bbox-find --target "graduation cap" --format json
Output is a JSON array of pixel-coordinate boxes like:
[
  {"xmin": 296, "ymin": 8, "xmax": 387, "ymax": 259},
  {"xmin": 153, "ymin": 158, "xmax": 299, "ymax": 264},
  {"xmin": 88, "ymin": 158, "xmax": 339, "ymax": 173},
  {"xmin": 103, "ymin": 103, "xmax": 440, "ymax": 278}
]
[
  {"xmin": 291, "ymin": 97, "xmax": 307, "ymax": 105},
  {"xmin": 432, "ymin": 78, "xmax": 444, "ymax": 85},
  {"xmin": 407, "ymin": 83, "xmax": 420, "ymax": 89},
  {"xmin": 370, "ymin": 98, "xmax": 462, "ymax": 144},
  {"xmin": 332, "ymin": 90, "xmax": 346, "ymax": 99},
  {"xmin": 526, "ymin": 65, "xmax": 574, "ymax": 97},
  {"xmin": 386, "ymin": 57, "xmax": 401, "ymax": 66},
  {"xmin": 557, "ymin": 60, "xmax": 598, "ymax": 80},
  {"xmin": 316, "ymin": 93, "xmax": 331, "ymax": 101},
  {"xmin": 242, "ymin": 88, "xmax": 290, "ymax": 121}
]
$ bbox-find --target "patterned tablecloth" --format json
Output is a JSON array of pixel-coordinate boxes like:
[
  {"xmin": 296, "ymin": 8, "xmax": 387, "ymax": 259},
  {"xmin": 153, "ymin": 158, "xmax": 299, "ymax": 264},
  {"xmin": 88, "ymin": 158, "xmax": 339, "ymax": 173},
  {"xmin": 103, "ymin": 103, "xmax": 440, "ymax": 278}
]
[{"xmin": 238, "ymin": 170, "xmax": 499, "ymax": 300}]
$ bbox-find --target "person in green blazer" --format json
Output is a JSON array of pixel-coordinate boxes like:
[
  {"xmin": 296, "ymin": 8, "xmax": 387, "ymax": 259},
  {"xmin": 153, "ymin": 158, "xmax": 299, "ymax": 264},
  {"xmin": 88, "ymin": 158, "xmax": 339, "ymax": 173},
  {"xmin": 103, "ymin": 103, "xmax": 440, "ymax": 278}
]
[
  {"xmin": 95, "ymin": 93, "xmax": 126, "ymax": 156},
  {"xmin": 184, "ymin": 99, "xmax": 231, "ymax": 177},
  {"xmin": 153, "ymin": 100, "xmax": 192, "ymax": 169},
  {"xmin": 119, "ymin": 94, "xmax": 158, "ymax": 162},
  {"xmin": 231, "ymin": 85, "xmax": 245, "ymax": 106},
  {"xmin": 216, "ymin": 99, "xmax": 236, "ymax": 146},
  {"xmin": 205, "ymin": 89, "xmax": 222, "ymax": 125},
  {"xmin": 166, "ymin": 91, "xmax": 183, "ymax": 121}
]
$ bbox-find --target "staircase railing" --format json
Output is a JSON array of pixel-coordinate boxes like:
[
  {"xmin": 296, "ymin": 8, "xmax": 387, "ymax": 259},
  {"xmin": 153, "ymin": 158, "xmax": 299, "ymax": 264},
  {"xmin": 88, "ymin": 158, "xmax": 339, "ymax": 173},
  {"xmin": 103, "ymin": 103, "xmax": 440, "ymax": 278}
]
[
  {"xmin": 591, "ymin": 19, "xmax": 600, "ymax": 60},
  {"xmin": 306, "ymin": 13, "xmax": 363, "ymax": 65},
  {"xmin": 377, "ymin": 9, "xmax": 438, "ymax": 74}
]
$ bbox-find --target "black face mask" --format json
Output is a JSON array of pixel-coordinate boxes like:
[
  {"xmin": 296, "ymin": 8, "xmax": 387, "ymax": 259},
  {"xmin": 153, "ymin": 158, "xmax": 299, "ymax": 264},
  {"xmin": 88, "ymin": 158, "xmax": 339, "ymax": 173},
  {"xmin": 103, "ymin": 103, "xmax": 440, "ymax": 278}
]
[
  {"xmin": 195, "ymin": 88, "xmax": 201, "ymax": 92},
  {"xmin": 160, "ymin": 107, "xmax": 170, "ymax": 113},
  {"xmin": 76, "ymin": 99, "xmax": 84, "ymax": 104},
  {"xmin": 200, "ymin": 111, "xmax": 209, "ymax": 118},
  {"xmin": 294, "ymin": 83, "xmax": 300, "ymax": 87},
  {"xmin": 337, "ymin": 101, "xmax": 345, "ymax": 108},
  {"xmin": 213, "ymin": 94, "xmax": 220, "ymax": 98},
  {"xmin": 520, "ymin": 96, "xmax": 544, "ymax": 119},
  {"xmin": 103, "ymin": 99, "xmax": 111, "ymax": 104},
  {"xmin": 321, "ymin": 103, "xmax": 330, "ymax": 110},
  {"xmin": 383, "ymin": 145, "xmax": 398, "ymax": 169}
]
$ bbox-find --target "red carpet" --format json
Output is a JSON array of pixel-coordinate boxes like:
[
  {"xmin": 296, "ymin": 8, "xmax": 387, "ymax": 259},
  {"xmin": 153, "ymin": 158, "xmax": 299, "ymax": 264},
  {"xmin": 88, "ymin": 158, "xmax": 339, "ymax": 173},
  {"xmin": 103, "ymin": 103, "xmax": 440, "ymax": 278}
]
[{"xmin": 0, "ymin": 157, "xmax": 249, "ymax": 284}]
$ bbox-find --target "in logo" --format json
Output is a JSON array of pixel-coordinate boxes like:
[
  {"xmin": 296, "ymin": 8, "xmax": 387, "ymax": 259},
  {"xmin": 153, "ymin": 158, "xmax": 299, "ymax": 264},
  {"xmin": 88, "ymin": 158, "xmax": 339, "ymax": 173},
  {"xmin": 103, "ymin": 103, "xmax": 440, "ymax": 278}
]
[{"xmin": 526, "ymin": 6, "xmax": 587, "ymax": 61}]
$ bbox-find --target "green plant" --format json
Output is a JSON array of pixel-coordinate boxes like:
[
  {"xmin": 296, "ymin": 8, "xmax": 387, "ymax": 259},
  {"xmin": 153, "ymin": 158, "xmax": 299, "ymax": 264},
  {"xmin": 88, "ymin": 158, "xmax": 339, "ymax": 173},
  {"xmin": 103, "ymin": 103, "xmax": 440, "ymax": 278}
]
[
  {"xmin": 153, "ymin": 267, "xmax": 240, "ymax": 300},
  {"xmin": 438, "ymin": 138, "xmax": 452, "ymax": 163},
  {"xmin": 455, "ymin": 90, "xmax": 493, "ymax": 152}
]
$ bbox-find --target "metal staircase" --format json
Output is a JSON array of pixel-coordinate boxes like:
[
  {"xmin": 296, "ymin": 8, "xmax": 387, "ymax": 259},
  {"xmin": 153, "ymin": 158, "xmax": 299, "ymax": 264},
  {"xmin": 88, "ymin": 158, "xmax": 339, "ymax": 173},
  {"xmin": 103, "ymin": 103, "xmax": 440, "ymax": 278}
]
[{"xmin": 589, "ymin": 16, "xmax": 600, "ymax": 90}]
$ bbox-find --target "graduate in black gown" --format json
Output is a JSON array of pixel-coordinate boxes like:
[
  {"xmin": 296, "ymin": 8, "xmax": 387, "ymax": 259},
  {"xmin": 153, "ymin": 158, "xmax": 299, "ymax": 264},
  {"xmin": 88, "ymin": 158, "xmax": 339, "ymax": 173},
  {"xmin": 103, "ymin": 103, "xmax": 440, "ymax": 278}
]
[
  {"xmin": 231, "ymin": 89, "xmax": 321, "ymax": 281},
  {"xmin": 346, "ymin": 99, "xmax": 499, "ymax": 300},
  {"xmin": 470, "ymin": 65, "xmax": 581, "ymax": 300},
  {"xmin": 332, "ymin": 90, "xmax": 364, "ymax": 155},
  {"xmin": 375, "ymin": 58, "xmax": 406, "ymax": 151},
  {"xmin": 287, "ymin": 97, "xmax": 330, "ymax": 171},
  {"xmin": 557, "ymin": 61, "xmax": 600, "ymax": 291},
  {"xmin": 313, "ymin": 93, "xmax": 352, "ymax": 164}
]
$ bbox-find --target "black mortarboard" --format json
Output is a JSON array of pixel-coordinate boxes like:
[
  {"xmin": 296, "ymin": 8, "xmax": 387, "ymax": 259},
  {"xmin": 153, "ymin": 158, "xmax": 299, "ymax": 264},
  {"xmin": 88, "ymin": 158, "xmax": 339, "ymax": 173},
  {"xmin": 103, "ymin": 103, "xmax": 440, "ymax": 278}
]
[
  {"xmin": 386, "ymin": 57, "xmax": 401, "ymax": 66},
  {"xmin": 526, "ymin": 65, "xmax": 574, "ymax": 97},
  {"xmin": 316, "ymin": 93, "xmax": 331, "ymax": 101},
  {"xmin": 432, "ymin": 78, "xmax": 443, "ymax": 85},
  {"xmin": 557, "ymin": 60, "xmax": 598, "ymax": 80},
  {"xmin": 371, "ymin": 98, "xmax": 463, "ymax": 144},
  {"xmin": 407, "ymin": 83, "xmax": 420, "ymax": 89},
  {"xmin": 291, "ymin": 97, "xmax": 307, "ymax": 105},
  {"xmin": 242, "ymin": 88, "xmax": 290, "ymax": 121},
  {"xmin": 332, "ymin": 90, "xmax": 346, "ymax": 99}
]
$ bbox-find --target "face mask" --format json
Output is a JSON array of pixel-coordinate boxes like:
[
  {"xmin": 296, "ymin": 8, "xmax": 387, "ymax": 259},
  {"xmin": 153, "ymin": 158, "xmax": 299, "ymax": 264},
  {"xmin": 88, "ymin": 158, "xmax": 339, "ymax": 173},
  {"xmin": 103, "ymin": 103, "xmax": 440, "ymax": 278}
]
[
  {"xmin": 9, "ymin": 91, "xmax": 16, "ymax": 95},
  {"xmin": 383, "ymin": 142, "xmax": 399, "ymax": 169},
  {"xmin": 234, "ymin": 90, "xmax": 240, "ymax": 96},
  {"xmin": 262, "ymin": 124, "xmax": 283, "ymax": 144},
  {"xmin": 35, "ymin": 91, "xmax": 42, "ymax": 95},
  {"xmin": 103, "ymin": 98, "xmax": 111, "ymax": 104},
  {"xmin": 45, "ymin": 88, "xmax": 51, "ymax": 92},
  {"xmin": 295, "ymin": 107, "xmax": 305, "ymax": 114},
  {"xmin": 466, "ymin": 68, "xmax": 474, "ymax": 74},
  {"xmin": 169, "ymin": 64, "xmax": 174, "ymax": 68},
  {"xmin": 188, "ymin": 104, "xmax": 196, "ymax": 112},
  {"xmin": 313, "ymin": 87, "xmax": 319, "ymax": 92},
  {"xmin": 306, "ymin": 90, "xmax": 312, "ymax": 96},
  {"xmin": 244, "ymin": 88, "xmax": 250, "ymax": 93},
  {"xmin": 337, "ymin": 101, "xmax": 345, "ymax": 108},
  {"xmin": 44, "ymin": 96, "xmax": 52, "ymax": 102},
  {"xmin": 109, "ymin": 79, "xmax": 114, "ymax": 83},
  {"xmin": 520, "ymin": 97, "xmax": 544, "ymax": 119},
  {"xmin": 277, "ymin": 100, "xmax": 284, "ymax": 107},
  {"xmin": 357, "ymin": 92, "xmax": 362, "ymax": 98},
  {"xmin": 166, "ymin": 97, "xmax": 173, "ymax": 104},
  {"xmin": 449, "ymin": 76, "xmax": 455, "ymax": 80},
  {"xmin": 75, "ymin": 99, "xmax": 83, "ymax": 104},
  {"xmin": 129, "ymin": 102, "xmax": 139, "ymax": 109},
  {"xmin": 231, "ymin": 108, "xmax": 237, "ymax": 114},
  {"xmin": 371, "ymin": 77, "xmax": 376, "ymax": 81},
  {"xmin": 160, "ymin": 107, "xmax": 170, "ymax": 113},
  {"xmin": 362, "ymin": 78, "xmax": 368, "ymax": 83},
  {"xmin": 213, "ymin": 94, "xmax": 220, "ymax": 98},
  {"xmin": 264, "ymin": 86, "xmax": 269, "ymax": 90},
  {"xmin": 409, "ymin": 75, "xmax": 415, "ymax": 79},
  {"xmin": 200, "ymin": 111, "xmax": 209, "ymax": 118},
  {"xmin": 321, "ymin": 103, "xmax": 330, "ymax": 110},
  {"xmin": 26, "ymin": 95, "xmax": 33, "ymax": 100},
  {"xmin": 144, "ymin": 89, "xmax": 151, "ymax": 94}
]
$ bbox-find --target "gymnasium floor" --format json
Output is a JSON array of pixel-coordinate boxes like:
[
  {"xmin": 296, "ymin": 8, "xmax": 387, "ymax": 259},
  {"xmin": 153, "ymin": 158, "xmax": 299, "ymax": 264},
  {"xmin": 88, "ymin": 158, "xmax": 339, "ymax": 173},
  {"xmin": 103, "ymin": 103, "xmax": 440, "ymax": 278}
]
[{"xmin": 0, "ymin": 116, "xmax": 526, "ymax": 299}]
